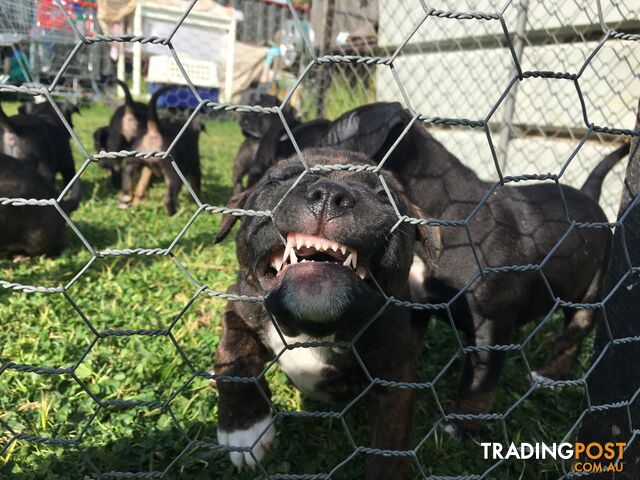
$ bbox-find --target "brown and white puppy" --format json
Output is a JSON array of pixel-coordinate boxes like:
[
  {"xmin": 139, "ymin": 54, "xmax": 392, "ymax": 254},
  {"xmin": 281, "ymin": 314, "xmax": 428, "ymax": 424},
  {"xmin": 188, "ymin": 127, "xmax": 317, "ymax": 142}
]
[
  {"xmin": 119, "ymin": 85, "xmax": 202, "ymax": 216},
  {"xmin": 213, "ymin": 149, "xmax": 439, "ymax": 479},
  {"xmin": 94, "ymin": 80, "xmax": 148, "ymax": 188}
]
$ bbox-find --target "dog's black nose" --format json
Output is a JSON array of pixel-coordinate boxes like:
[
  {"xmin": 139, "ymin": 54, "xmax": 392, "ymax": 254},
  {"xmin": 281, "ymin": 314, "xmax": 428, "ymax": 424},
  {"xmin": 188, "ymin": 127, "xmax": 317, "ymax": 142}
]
[{"xmin": 305, "ymin": 179, "xmax": 355, "ymax": 220}]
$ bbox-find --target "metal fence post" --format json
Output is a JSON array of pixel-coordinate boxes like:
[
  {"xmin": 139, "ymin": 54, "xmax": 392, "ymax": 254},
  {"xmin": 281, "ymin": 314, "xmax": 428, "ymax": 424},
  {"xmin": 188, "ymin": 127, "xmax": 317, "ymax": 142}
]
[
  {"xmin": 496, "ymin": 0, "xmax": 529, "ymax": 170},
  {"xmin": 315, "ymin": 0, "xmax": 335, "ymax": 118}
]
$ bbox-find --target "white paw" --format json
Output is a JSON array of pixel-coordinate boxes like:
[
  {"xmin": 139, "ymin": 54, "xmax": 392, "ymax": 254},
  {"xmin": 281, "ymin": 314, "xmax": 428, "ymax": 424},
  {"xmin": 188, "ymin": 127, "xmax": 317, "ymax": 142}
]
[
  {"xmin": 217, "ymin": 415, "xmax": 276, "ymax": 471},
  {"xmin": 531, "ymin": 371, "xmax": 564, "ymax": 392}
]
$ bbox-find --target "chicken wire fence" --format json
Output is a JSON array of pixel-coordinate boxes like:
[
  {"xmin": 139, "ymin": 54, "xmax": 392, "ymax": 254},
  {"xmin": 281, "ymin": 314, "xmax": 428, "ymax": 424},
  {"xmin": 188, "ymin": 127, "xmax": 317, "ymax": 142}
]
[{"xmin": 0, "ymin": 0, "xmax": 639, "ymax": 479}]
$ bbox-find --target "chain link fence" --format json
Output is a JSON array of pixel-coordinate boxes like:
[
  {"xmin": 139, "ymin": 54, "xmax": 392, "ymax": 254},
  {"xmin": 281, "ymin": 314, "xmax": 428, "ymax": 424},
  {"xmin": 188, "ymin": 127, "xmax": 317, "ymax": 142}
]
[
  {"xmin": 0, "ymin": 0, "xmax": 104, "ymax": 95},
  {"xmin": 0, "ymin": 0, "xmax": 639, "ymax": 479}
]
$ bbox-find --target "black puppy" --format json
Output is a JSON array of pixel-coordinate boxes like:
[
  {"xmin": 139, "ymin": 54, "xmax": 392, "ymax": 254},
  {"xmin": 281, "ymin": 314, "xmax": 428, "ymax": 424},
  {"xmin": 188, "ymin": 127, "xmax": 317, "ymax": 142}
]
[
  {"xmin": 0, "ymin": 98, "xmax": 80, "ymax": 209},
  {"xmin": 120, "ymin": 84, "xmax": 202, "ymax": 216},
  {"xmin": 232, "ymin": 93, "xmax": 330, "ymax": 193},
  {"xmin": 0, "ymin": 154, "xmax": 73, "ymax": 257},
  {"xmin": 94, "ymin": 80, "xmax": 148, "ymax": 187},
  {"xmin": 321, "ymin": 103, "xmax": 627, "ymax": 436},
  {"xmin": 213, "ymin": 149, "xmax": 439, "ymax": 479},
  {"xmin": 18, "ymin": 96, "xmax": 79, "ymax": 132}
]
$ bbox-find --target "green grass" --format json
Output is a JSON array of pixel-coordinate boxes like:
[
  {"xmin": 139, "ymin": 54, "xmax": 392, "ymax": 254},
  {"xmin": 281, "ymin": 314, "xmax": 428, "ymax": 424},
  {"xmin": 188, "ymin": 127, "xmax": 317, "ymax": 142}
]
[{"xmin": 0, "ymin": 102, "xmax": 591, "ymax": 479}]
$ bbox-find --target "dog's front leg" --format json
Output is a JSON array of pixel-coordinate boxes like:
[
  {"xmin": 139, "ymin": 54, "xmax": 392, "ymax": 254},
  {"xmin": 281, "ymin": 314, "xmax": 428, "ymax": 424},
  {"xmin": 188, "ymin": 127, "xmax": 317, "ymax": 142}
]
[
  {"xmin": 365, "ymin": 386, "xmax": 415, "ymax": 480},
  {"xmin": 159, "ymin": 157, "xmax": 182, "ymax": 216},
  {"xmin": 215, "ymin": 303, "xmax": 274, "ymax": 472},
  {"xmin": 132, "ymin": 165, "xmax": 153, "ymax": 204},
  {"xmin": 447, "ymin": 316, "xmax": 512, "ymax": 439},
  {"xmin": 364, "ymin": 335, "xmax": 418, "ymax": 480}
]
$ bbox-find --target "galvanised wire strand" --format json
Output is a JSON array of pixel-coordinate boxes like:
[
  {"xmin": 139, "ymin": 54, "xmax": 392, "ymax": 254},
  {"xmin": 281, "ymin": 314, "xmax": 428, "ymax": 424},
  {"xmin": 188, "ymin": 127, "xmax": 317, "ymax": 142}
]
[{"xmin": 0, "ymin": 0, "xmax": 638, "ymax": 478}]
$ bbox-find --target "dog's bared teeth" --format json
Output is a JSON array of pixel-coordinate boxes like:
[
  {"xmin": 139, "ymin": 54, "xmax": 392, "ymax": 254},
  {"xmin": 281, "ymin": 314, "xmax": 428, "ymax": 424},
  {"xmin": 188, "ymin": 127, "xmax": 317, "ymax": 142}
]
[
  {"xmin": 290, "ymin": 249, "xmax": 298, "ymax": 264},
  {"xmin": 305, "ymin": 239, "xmax": 313, "ymax": 248},
  {"xmin": 343, "ymin": 253, "xmax": 353, "ymax": 268},
  {"xmin": 340, "ymin": 246, "xmax": 347, "ymax": 255},
  {"xmin": 351, "ymin": 251, "xmax": 358, "ymax": 269},
  {"xmin": 296, "ymin": 237, "xmax": 303, "ymax": 249},
  {"xmin": 356, "ymin": 266, "xmax": 367, "ymax": 280}
]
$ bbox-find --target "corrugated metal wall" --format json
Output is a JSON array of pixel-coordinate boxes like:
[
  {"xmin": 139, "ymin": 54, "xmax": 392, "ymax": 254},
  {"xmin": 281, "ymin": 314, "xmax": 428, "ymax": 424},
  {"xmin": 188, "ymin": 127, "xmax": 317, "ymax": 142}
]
[{"xmin": 376, "ymin": 0, "xmax": 640, "ymax": 219}]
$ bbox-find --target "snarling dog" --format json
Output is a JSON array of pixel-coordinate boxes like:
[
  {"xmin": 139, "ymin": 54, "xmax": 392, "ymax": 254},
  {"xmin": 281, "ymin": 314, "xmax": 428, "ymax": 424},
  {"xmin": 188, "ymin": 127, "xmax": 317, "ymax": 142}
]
[
  {"xmin": 0, "ymin": 154, "xmax": 74, "ymax": 257},
  {"xmin": 94, "ymin": 80, "xmax": 148, "ymax": 187},
  {"xmin": 119, "ymin": 85, "xmax": 202, "ymax": 215},
  {"xmin": 213, "ymin": 149, "xmax": 439, "ymax": 479},
  {"xmin": 232, "ymin": 92, "xmax": 330, "ymax": 193},
  {"xmin": 0, "ymin": 98, "xmax": 80, "ymax": 209},
  {"xmin": 320, "ymin": 102, "xmax": 628, "ymax": 436}
]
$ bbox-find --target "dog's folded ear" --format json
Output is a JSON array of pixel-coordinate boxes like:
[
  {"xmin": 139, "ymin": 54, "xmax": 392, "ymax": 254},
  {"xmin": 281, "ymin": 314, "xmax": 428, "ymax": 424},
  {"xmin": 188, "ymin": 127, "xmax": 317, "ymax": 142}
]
[
  {"xmin": 411, "ymin": 205, "xmax": 441, "ymax": 273},
  {"xmin": 240, "ymin": 117, "xmax": 267, "ymax": 139},
  {"xmin": 214, "ymin": 189, "xmax": 252, "ymax": 244},
  {"xmin": 320, "ymin": 102, "xmax": 409, "ymax": 160}
]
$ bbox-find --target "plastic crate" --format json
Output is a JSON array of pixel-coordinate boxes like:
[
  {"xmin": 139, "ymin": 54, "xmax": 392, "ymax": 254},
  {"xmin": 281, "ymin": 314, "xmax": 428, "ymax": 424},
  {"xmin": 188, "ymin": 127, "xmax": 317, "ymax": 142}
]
[{"xmin": 147, "ymin": 54, "xmax": 220, "ymax": 89}]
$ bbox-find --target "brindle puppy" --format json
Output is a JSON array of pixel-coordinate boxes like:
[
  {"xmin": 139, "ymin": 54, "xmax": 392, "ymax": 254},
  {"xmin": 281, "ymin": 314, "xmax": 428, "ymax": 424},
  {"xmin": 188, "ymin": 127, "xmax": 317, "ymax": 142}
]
[{"xmin": 213, "ymin": 149, "xmax": 440, "ymax": 479}]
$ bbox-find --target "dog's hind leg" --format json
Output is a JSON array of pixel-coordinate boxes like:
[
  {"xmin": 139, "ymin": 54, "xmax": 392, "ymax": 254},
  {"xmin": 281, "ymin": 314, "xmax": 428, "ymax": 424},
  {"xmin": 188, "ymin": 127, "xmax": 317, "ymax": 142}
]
[
  {"xmin": 533, "ymin": 269, "xmax": 603, "ymax": 381},
  {"xmin": 120, "ymin": 159, "xmax": 142, "ymax": 207}
]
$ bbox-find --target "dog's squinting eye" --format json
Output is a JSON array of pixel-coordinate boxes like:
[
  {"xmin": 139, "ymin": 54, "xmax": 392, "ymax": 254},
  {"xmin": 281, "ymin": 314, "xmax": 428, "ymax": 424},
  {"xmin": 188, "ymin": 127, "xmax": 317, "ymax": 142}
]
[
  {"xmin": 377, "ymin": 189, "xmax": 389, "ymax": 199},
  {"xmin": 265, "ymin": 169, "xmax": 301, "ymax": 185}
]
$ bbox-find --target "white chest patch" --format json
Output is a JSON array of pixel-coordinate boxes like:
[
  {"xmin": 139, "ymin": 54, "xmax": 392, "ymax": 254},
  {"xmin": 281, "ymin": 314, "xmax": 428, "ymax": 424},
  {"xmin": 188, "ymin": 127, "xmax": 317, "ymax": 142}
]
[{"xmin": 264, "ymin": 323, "xmax": 332, "ymax": 397}]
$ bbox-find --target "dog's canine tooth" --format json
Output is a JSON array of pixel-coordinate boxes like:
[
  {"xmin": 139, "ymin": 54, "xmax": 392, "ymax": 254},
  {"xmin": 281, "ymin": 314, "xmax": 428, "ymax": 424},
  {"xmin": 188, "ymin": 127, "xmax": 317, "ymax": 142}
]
[
  {"xmin": 343, "ymin": 253, "xmax": 353, "ymax": 268},
  {"xmin": 351, "ymin": 251, "xmax": 358, "ymax": 269},
  {"xmin": 290, "ymin": 249, "xmax": 298, "ymax": 264},
  {"xmin": 273, "ymin": 255, "xmax": 283, "ymax": 272},
  {"xmin": 283, "ymin": 239, "xmax": 294, "ymax": 265},
  {"xmin": 356, "ymin": 266, "xmax": 367, "ymax": 279}
]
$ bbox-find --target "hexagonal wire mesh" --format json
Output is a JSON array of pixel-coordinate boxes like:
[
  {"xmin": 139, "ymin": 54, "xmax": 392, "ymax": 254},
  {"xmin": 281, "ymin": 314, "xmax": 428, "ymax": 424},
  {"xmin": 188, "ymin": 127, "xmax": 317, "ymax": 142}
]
[{"xmin": 0, "ymin": 0, "xmax": 639, "ymax": 478}]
